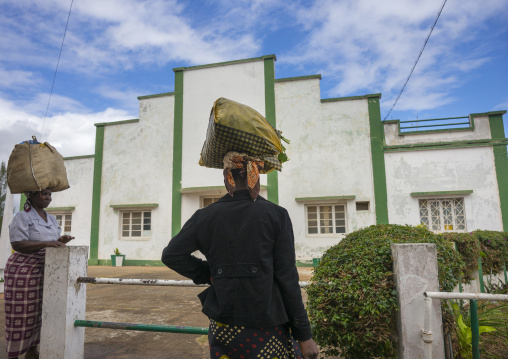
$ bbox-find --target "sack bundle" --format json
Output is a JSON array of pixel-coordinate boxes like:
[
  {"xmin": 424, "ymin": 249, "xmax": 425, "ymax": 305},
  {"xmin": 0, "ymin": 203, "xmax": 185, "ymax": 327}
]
[
  {"xmin": 199, "ymin": 97, "xmax": 288, "ymax": 173},
  {"xmin": 7, "ymin": 137, "xmax": 70, "ymax": 194}
]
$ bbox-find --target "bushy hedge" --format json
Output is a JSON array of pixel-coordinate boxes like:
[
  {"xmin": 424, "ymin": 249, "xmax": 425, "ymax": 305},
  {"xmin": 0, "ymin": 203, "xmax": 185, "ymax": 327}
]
[
  {"xmin": 442, "ymin": 230, "xmax": 508, "ymax": 280},
  {"xmin": 307, "ymin": 224, "xmax": 465, "ymax": 358}
]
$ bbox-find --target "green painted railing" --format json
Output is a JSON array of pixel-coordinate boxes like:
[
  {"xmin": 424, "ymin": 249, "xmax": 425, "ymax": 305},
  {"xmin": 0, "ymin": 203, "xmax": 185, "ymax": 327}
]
[
  {"xmin": 398, "ymin": 116, "xmax": 470, "ymax": 132},
  {"xmin": 74, "ymin": 320, "xmax": 208, "ymax": 334}
]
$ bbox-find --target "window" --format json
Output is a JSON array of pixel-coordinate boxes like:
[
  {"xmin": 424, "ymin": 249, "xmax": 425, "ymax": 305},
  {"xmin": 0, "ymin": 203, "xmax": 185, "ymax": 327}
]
[
  {"xmin": 53, "ymin": 213, "xmax": 72, "ymax": 235},
  {"xmin": 201, "ymin": 197, "xmax": 221, "ymax": 208},
  {"xmin": 306, "ymin": 204, "xmax": 347, "ymax": 235},
  {"xmin": 121, "ymin": 211, "xmax": 152, "ymax": 240},
  {"xmin": 419, "ymin": 198, "xmax": 466, "ymax": 232},
  {"xmin": 356, "ymin": 202, "xmax": 370, "ymax": 211}
]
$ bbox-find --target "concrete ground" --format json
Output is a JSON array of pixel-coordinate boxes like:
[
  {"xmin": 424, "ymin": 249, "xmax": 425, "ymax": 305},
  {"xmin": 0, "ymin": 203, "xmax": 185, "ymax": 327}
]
[{"xmin": 0, "ymin": 266, "xmax": 314, "ymax": 359}]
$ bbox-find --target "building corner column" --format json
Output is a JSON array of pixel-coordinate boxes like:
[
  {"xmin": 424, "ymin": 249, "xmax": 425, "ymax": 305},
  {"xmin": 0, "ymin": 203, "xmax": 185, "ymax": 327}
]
[{"xmin": 264, "ymin": 55, "xmax": 279, "ymax": 204}]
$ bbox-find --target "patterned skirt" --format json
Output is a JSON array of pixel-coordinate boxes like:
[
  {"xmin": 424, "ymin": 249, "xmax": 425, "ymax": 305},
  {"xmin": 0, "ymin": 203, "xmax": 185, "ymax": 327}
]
[
  {"xmin": 4, "ymin": 250, "xmax": 45, "ymax": 358},
  {"xmin": 208, "ymin": 319, "xmax": 302, "ymax": 359}
]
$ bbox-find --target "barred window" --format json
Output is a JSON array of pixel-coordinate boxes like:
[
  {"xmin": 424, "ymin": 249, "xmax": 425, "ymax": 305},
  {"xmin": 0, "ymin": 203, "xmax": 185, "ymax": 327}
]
[
  {"xmin": 306, "ymin": 204, "xmax": 347, "ymax": 235},
  {"xmin": 54, "ymin": 213, "xmax": 72, "ymax": 235},
  {"xmin": 121, "ymin": 211, "xmax": 152, "ymax": 239},
  {"xmin": 419, "ymin": 198, "xmax": 466, "ymax": 232}
]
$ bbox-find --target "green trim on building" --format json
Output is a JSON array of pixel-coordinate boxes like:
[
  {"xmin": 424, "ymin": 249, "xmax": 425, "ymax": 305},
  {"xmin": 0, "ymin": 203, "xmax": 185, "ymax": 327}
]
[
  {"xmin": 20, "ymin": 194, "xmax": 27, "ymax": 212},
  {"xmin": 275, "ymin": 74, "xmax": 321, "ymax": 83},
  {"xmin": 471, "ymin": 110, "xmax": 507, "ymax": 117},
  {"xmin": 181, "ymin": 185, "xmax": 267, "ymax": 194},
  {"xmin": 174, "ymin": 55, "xmax": 276, "ymax": 72},
  {"xmin": 384, "ymin": 138, "xmax": 508, "ymax": 152},
  {"xmin": 489, "ymin": 113, "xmax": 508, "ymax": 231},
  {"xmin": 89, "ymin": 125, "xmax": 105, "ymax": 265},
  {"xmin": 94, "ymin": 259, "xmax": 165, "ymax": 267},
  {"xmin": 110, "ymin": 204, "xmax": 159, "ymax": 209},
  {"xmin": 63, "ymin": 154, "xmax": 94, "ymax": 160},
  {"xmin": 94, "ymin": 119, "xmax": 139, "ymax": 127},
  {"xmin": 410, "ymin": 190, "xmax": 473, "ymax": 197},
  {"xmin": 295, "ymin": 195, "xmax": 356, "ymax": 202},
  {"xmin": 368, "ymin": 97, "xmax": 389, "ymax": 224},
  {"xmin": 321, "ymin": 93, "xmax": 382, "ymax": 103},
  {"xmin": 46, "ymin": 207, "xmax": 76, "ymax": 211},
  {"xmin": 137, "ymin": 92, "xmax": 175, "ymax": 100},
  {"xmin": 171, "ymin": 70, "xmax": 184, "ymax": 237},
  {"xmin": 264, "ymin": 57, "xmax": 279, "ymax": 204}
]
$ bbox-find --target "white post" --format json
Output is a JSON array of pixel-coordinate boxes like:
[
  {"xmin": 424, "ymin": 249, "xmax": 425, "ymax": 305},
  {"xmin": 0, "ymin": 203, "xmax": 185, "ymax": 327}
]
[
  {"xmin": 391, "ymin": 243, "xmax": 445, "ymax": 359},
  {"xmin": 40, "ymin": 246, "xmax": 88, "ymax": 359}
]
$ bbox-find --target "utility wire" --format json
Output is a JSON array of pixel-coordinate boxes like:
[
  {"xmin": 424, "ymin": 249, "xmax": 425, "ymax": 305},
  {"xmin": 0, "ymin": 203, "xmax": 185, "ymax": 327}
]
[
  {"xmin": 383, "ymin": 0, "xmax": 448, "ymax": 121},
  {"xmin": 39, "ymin": 0, "xmax": 74, "ymax": 140}
]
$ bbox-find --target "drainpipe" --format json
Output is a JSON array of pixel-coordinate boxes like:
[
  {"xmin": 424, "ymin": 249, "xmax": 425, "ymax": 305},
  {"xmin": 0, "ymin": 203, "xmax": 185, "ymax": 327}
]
[{"xmin": 423, "ymin": 296, "xmax": 434, "ymax": 359}]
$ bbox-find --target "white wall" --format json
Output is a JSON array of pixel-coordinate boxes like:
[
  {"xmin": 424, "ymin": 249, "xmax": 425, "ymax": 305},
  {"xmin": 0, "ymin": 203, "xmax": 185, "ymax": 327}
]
[
  {"xmin": 98, "ymin": 95, "xmax": 175, "ymax": 261},
  {"xmin": 275, "ymin": 78, "xmax": 377, "ymax": 258},
  {"xmin": 49, "ymin": 157, "xmax": 94, "ymax": 250},
  {"xmin": 180, "ymin": 60, "xmax": 267, "ymax": 226},
  {"xmin": 385, "ymin": 147, "xmax": 503, "ymax": 231},
  {"xmin": 384, "ymin": 115, "xmax": 491, "ymax": 146}
]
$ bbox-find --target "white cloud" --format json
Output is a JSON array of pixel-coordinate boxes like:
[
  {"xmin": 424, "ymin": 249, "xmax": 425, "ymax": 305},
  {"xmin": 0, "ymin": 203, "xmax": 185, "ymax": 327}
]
[
  {"xmin": 0, "ymin": 96, "xmax": 129, "ymax": 163},
  {"xmin": 279, "ymin": 0, "xmax": 508, "ymax": 112}
]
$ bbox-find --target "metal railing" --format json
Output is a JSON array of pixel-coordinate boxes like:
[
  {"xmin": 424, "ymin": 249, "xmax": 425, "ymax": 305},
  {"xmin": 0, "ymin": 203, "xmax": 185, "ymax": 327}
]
[
  {"xmin": 74, "ymin": 276, "xmax": 310, "ymax": 335},
  {"xmin": 398, "ymin": 116, "xmax": 470, "ymax": 133},
  {"xmin": 424, "ymin": 292, "xmax": 508, "ymax": 359}
]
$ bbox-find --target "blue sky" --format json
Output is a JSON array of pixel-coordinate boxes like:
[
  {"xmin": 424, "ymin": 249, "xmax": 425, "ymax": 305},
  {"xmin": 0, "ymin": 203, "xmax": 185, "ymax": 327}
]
[{"xmin": 1, "ymin": 0, "xmax": 507, "ymax": 163}]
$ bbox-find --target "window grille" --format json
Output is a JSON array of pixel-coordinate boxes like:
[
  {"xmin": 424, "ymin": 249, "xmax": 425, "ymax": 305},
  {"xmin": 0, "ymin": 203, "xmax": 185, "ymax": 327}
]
[
  {"xmin": 419, "ymin": 198, "xmax": 466, "ymax": 232},
  {"xmin": 306, "ymin": 204, "xmax": 347, "ymax": 235},
  {"xmin": 121, "ymin": 211, "xmax": 152, "ymax": 239}
]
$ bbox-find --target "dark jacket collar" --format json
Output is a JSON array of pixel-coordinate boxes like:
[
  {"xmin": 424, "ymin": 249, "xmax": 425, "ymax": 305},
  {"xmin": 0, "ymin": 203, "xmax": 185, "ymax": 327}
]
[{"xmin": 217, "ymin": 189, "xmax": 266, "ymax": 202}]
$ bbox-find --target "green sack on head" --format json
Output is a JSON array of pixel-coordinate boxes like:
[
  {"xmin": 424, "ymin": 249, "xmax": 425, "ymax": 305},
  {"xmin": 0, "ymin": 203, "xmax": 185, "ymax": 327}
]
[
  {"xmin": 199, "ymin": 97, "xmax": 286, "ymax": 173},
  {"xmin": 7, "ymin": 140, "xmax": 70, "ymax": 194}
]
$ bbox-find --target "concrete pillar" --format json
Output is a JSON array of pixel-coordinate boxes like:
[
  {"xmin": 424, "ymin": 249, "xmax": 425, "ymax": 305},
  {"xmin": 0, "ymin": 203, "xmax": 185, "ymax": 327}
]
[
  {"xmin": 391, "ymin": 243, "xmax": 445, "ymax": 359},
  {"xmin": 40, "ymin": 246, "xmax": 88, "ymax": 359}
]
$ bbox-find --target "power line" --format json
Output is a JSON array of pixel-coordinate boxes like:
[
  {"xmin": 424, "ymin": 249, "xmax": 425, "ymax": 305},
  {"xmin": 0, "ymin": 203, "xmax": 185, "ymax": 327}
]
[
  {"xmin": 39, "ymin": 0, "xmax": 74, "ymax": 140},
  {"xmin": 383, "ymin": 0, "xmax": 448, "ymax": 121}
]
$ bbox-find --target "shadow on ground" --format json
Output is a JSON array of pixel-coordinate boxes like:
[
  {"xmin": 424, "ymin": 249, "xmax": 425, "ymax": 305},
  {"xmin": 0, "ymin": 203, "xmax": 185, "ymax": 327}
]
[{"xmin": 1, "ymin": 266, "xmax": 313, "ymax": 359}]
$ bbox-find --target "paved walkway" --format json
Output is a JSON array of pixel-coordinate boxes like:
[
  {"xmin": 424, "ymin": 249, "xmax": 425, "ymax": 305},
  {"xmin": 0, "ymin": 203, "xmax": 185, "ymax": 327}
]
[{"xmin": 0, "ymin": 266, "xmax": 313, "ymax": 359}]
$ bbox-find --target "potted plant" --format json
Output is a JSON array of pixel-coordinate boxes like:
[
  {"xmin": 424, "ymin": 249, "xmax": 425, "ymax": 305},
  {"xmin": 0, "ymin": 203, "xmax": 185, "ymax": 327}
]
[{"xmin": 111, "ymin": 248, "xmax": 126, "ymax": 267}]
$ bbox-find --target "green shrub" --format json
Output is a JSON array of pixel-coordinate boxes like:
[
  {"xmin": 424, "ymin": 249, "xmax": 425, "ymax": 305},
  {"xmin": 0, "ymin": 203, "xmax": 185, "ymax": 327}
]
[{"xmin": 307, "ymin": 224, "xmax": 464, "ymax": 358}]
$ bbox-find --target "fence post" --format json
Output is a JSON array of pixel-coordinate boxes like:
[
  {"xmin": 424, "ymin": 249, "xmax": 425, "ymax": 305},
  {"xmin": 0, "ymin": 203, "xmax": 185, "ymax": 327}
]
[
  {"xmin": 470, "ymin": 299, "xmax": 480, "ymax": 359},
  {"xmin": 40, "ymin": 246, "xmax": 88, "ymax": 359},
  {"xmin": 391, "ymin": 243, "xmax": 445, "ymax": 359},
  {"xmin": 478, "ymin": 257, "xmax": 485, "ymax": 293}
]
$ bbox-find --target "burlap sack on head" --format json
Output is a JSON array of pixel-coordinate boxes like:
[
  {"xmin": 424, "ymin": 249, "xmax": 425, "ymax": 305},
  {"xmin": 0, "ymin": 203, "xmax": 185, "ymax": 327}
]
[
  {"xmin": 7, "ymin": 141, "xmax": 70, "ymax": 194},
  {"xmin": 199, "ymin": 97, "xmax": 284, "ymax": 173}
]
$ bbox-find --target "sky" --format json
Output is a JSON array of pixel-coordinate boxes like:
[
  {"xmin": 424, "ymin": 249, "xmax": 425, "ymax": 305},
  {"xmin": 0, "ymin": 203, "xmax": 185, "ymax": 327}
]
[{"xmin": 1, "ymin": 0, "xmax": 507, "ymax": 163}]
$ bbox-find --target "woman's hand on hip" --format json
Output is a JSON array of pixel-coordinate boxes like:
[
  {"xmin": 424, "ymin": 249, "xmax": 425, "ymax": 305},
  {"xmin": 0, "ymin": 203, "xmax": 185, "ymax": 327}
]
[
  {"xmin": 299, "ymin": 338, "xmax": 319, "ymax": 359},
  {"xmin": 58, "ymin": 235, "xmax": 75, "ymax": 244}
]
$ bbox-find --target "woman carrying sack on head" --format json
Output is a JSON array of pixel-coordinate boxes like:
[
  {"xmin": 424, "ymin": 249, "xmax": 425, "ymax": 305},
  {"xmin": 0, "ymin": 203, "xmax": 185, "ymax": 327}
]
[
  {"xmin": 4, "ymin": 189, "xmax": 74, "ymax": 359},
  {"xmin": 162, "ymin": 152, "xmax": 319, "ymax": 359}
]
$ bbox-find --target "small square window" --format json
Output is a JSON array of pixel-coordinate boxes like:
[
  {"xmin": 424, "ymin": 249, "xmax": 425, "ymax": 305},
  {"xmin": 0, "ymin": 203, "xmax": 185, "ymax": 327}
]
[
  {"xmin": 51, "ymin": 212, "xmax": 72, "ymax": 235},
  {"xmin": 356, "ymin": 202, "xmax": 370, "ymax": 211}
]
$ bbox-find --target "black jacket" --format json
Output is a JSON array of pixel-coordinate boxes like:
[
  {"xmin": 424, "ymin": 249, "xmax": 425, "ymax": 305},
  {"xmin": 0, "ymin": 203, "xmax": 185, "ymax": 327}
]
[{"xmin": 161, "ymin": 190, "xmax": 312, "ymax": 341}]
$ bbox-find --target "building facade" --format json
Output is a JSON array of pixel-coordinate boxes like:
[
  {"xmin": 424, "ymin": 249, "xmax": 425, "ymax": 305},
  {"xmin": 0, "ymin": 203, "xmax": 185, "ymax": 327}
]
[{"xmin": 1, "ymin": 54, "xmax": 507, "ymax": 269}]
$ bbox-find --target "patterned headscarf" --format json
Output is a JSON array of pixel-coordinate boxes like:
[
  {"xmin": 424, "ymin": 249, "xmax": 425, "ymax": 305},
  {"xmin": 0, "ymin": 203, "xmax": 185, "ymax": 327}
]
[{"xmin": 223, "ymin": 152, "xmax": 264, "ymax": 201}]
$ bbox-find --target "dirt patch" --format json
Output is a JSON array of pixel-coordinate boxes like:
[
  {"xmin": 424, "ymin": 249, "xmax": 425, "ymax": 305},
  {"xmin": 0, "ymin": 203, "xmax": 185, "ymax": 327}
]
[{"xmin": 0, "ymin": 266, "xmax": 315, "ymax": 359}]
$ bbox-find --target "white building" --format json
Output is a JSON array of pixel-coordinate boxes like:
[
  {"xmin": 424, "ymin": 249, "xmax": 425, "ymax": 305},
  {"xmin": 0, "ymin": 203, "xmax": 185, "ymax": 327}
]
[{"xmin": 1, "ymin": 54, "xmax": 507, "ymax": 269}]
